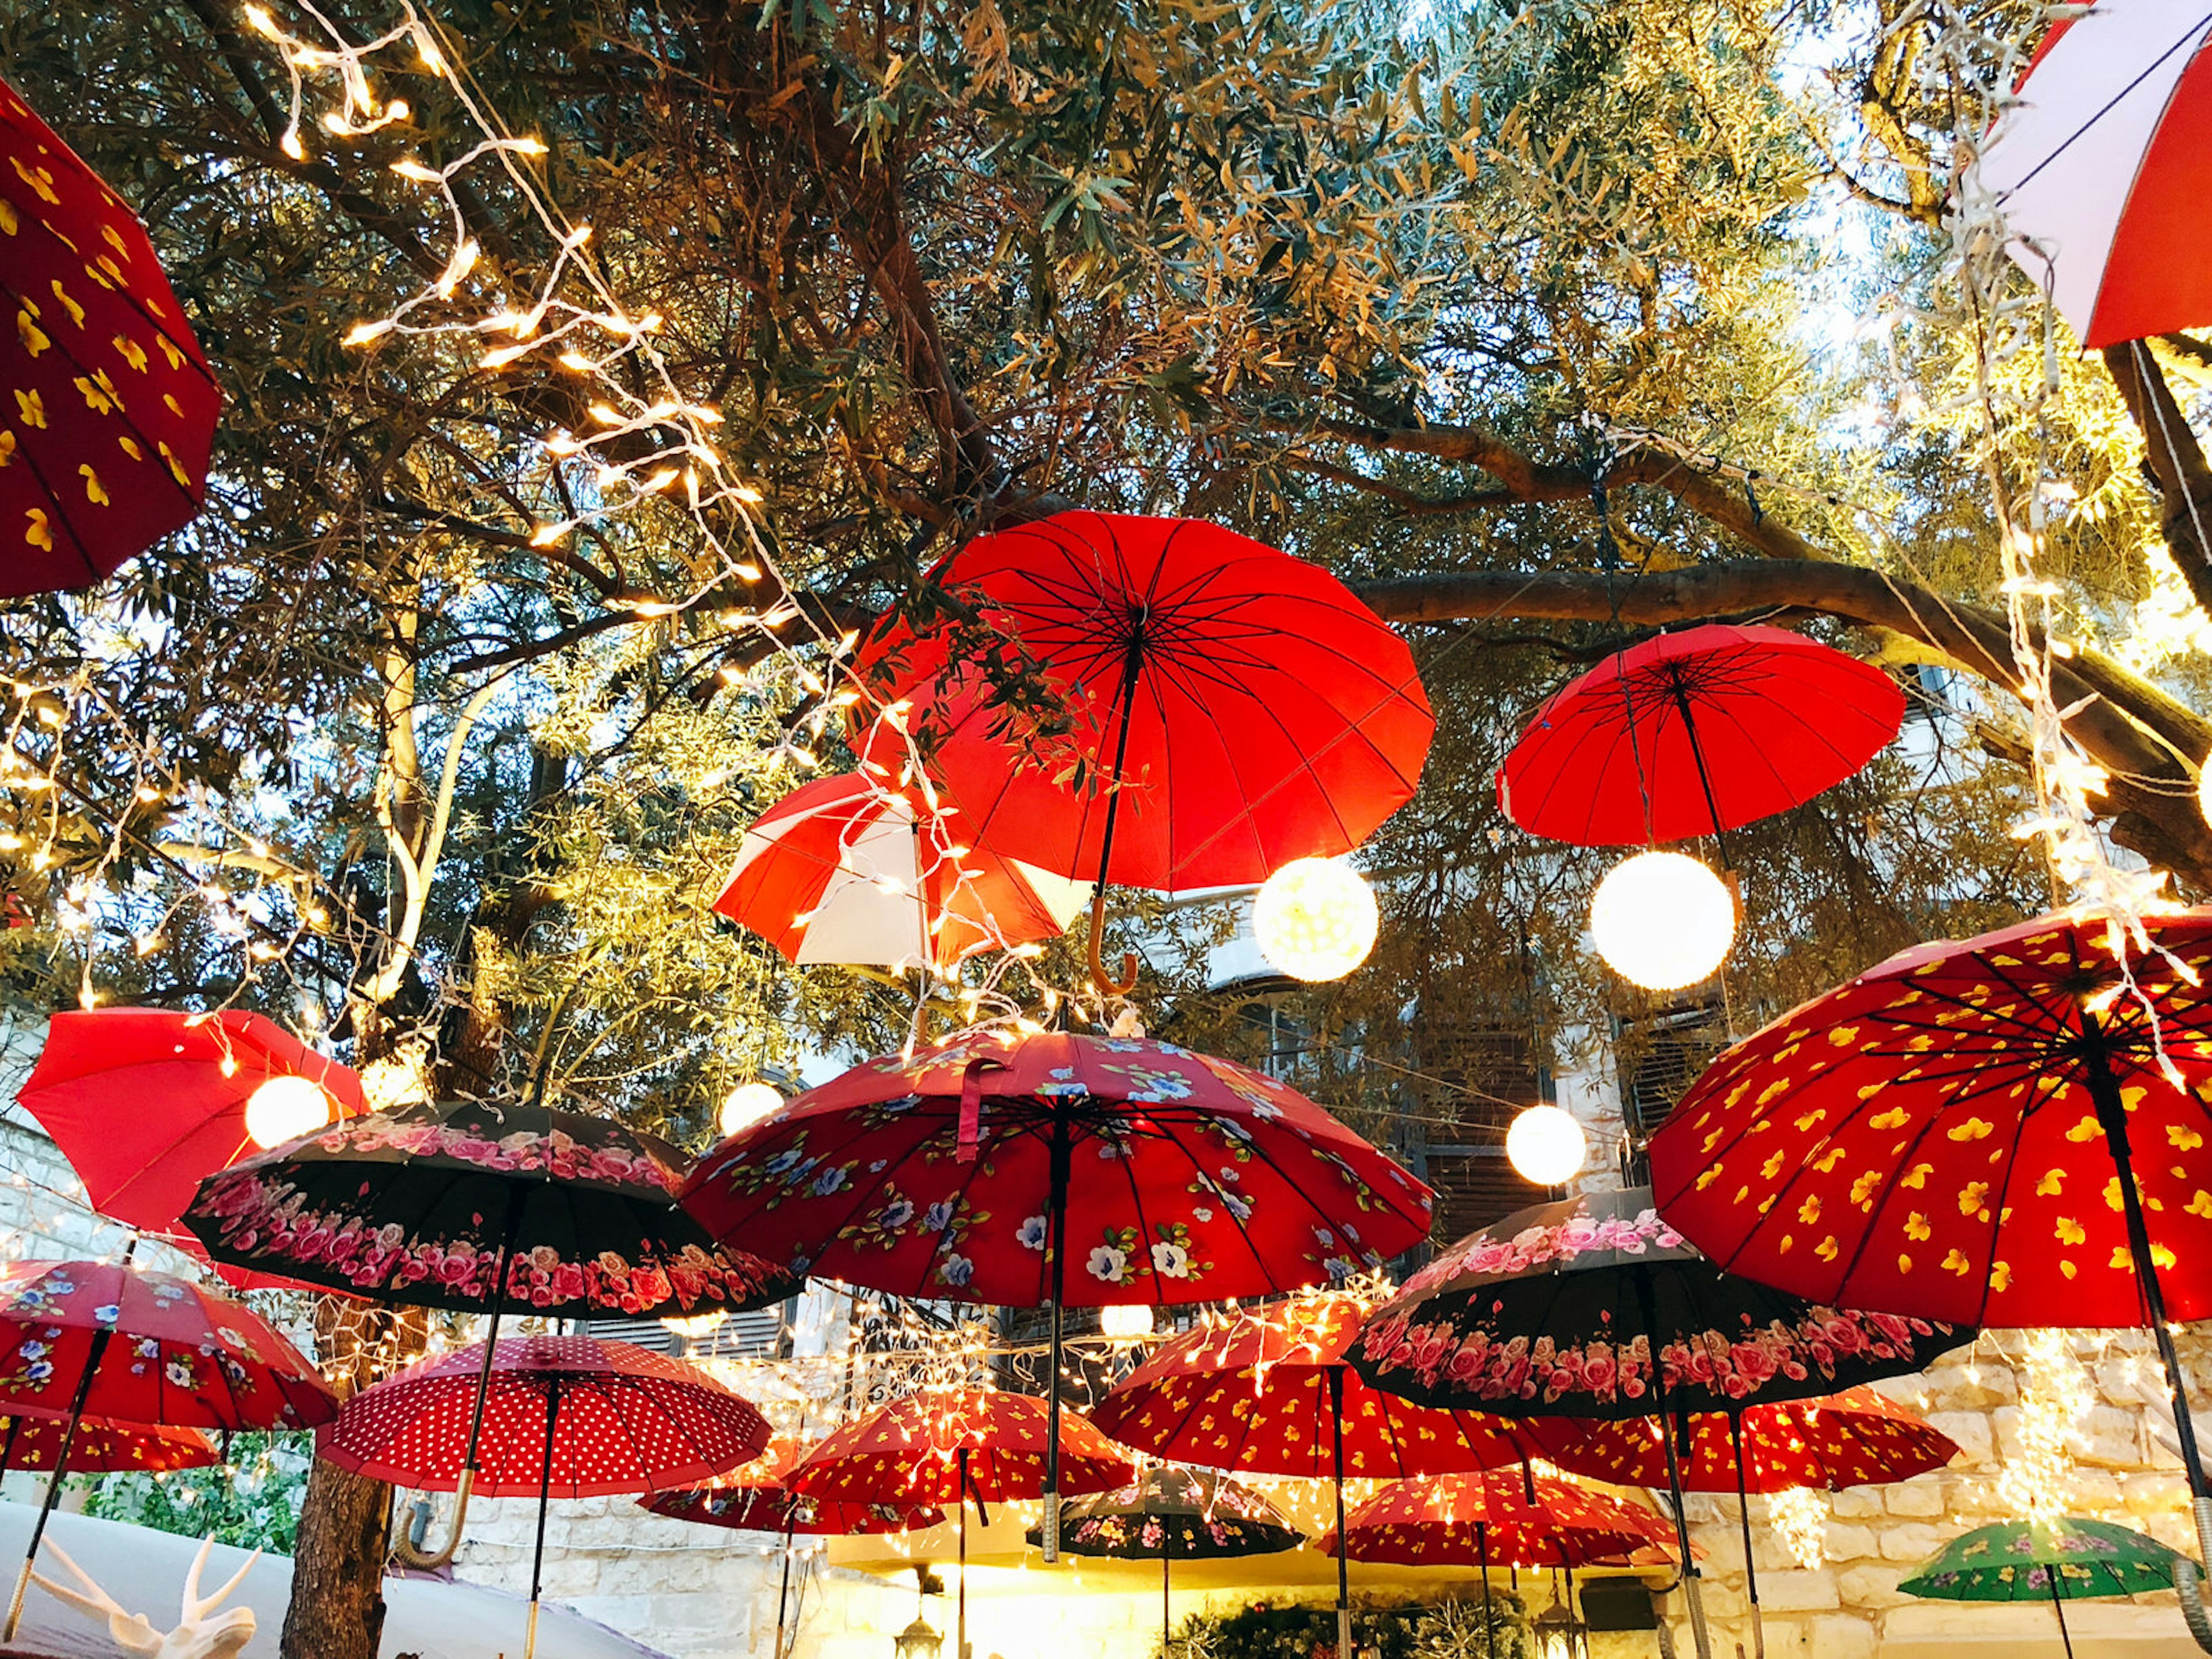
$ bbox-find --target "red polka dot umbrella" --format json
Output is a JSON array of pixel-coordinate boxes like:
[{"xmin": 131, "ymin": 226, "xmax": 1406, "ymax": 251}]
[
  {"xmin": 0, "ymin": 1411, "xmax": 218, "ymax": 1475},
  {"xmin": 645, "ymin": 1436, "xmax": 942, "ymax": 1659},
  {"xmin": 1092, "ymin": 1293, "xmax": 1528, "ymax": 1659},
  {"xmin": 0, "ymin": 1257, "xmax": 335, "ymax": 1642},
  {"xmin": 854, "ymin": 510, "xmax": 1432, "ymax": 992},
  {"xmin": 1495, "ymin": 624, "xmax": 1903, "ymax": 847},
  {"xmin": 790, "ymin": 1386, "xmax": 1132, "ymax": 1659},
  {"xmin": 682, "ymin": 1028, "xmax": 1431, "ymax": 1555},
  {"xmin": 0, "ymin": 77, "xmax": 222, "ymax": 593},
  {"xmin": 713, "ymin": 772, "xmax": 1090, "ymax": 971},
  {"xmin": 1524, "ymin": 1388, "xmax": 1959, "ymax": 1653},
  {"xmin": 323, "ymin": 1334, "xmax": 769, "ymax": 1659},
  {"xmin": 1648, "ymin": 908, "xmax": 2212, "ymax": 1510}
]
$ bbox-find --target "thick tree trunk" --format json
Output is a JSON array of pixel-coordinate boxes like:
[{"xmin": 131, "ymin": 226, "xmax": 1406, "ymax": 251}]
[
  {"xmin": 281, "ymin": 1459, "xmax": 396, "ymax": 1659},
  {"xmin": 2103, "ymin": 340, "xmax": 2212, "ymax": 619}
]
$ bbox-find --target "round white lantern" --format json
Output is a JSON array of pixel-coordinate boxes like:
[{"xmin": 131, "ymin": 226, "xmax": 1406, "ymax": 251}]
[
  {"xmin": 244, "ymin": 1074, "xmax": 334, "ymax": 1149},
  {"xmin": 1098, "ymin": 1303, "xmax": 1155, "ymax": 1340},
  {"xmin": 1589, "ymin": 850, "xmax": 1736, "ymax": 991},
  {"xmin": 719, "ymin": 1080, "xmax": 786, "ymax": 1137},
  {"xmin": 1252, "ymin": 857, "xmax": 1378, "ymax": 982},
  {"xmin": 1506, "ymin": 1104, "xmax": 1588, "ymax": 1187}
]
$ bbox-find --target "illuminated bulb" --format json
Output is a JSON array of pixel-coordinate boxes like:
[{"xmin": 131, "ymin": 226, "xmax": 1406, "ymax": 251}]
[
  {"xmin": 719, "ymin": 1081, "xmax": 785, "ymax": 1137},
  {"xmin": 2198, "ymin": 750, "xmax": 2212, "ymax": 832},
  {"xmin": 1252, "ymin": 857, "xmax": 1377, "ymax": 982},
  {"xmin": 660, "ymin": 1309, "xmax": 728, "ymax": 1340},
  {"xmin": 1099, "ymin": 1304, "xmax": 1154, "ymax": 1340},
  {"xmin": 244, "ymin": 1075, "xmax": 334, "ymax": 1149},
  {"xmin": 1588, "ymin": 850, "xmax": 1736, "ymax": 991},
  {"xmin": 1506, "ymin": 1104, "xmax": 1587, "ymax": 1187}
]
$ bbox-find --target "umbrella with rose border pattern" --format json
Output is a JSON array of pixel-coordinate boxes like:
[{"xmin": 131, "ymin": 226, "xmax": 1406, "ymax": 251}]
[
  {"xmin": 1349, "ymin": 1187, "xmax": 1969, "ymax": 1659},
  {"xmin": 681, "ymin": 1029, "xmax": 1433, "ymax": 1564}
]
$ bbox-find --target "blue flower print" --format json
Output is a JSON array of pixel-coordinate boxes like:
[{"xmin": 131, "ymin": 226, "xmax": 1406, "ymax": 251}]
[
  {"xmin": 1016, "ymin": 1215, "xmax": 1049, "ymax": 1251},
  {"xmin": 937, "ymin": 1253, "xmax": 975, "ymax": 1288},
  {"xmin": 922, "ymin": 1200, "xmax": 956, "ymax": 1234}
]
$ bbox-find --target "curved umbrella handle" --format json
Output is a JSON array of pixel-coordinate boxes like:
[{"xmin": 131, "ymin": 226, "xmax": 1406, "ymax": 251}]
[
  {"xmin": 2179, "ymin": 1496, "xmax": 2212, "ymax": 1654},
  {"xmin": 1087, "ymin": 888, "xmax": 1138, "ymax": 999},
  {"xmin": 391, "ymin": 1469, "xmax": 473, "ymax": 1571}
]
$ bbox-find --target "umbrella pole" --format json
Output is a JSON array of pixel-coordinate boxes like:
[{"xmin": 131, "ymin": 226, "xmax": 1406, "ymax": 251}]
[
  {"xmin": 1043, "ymin": 1114, "xmax": 1072, "ymax": 1563},
  {"xmin": 1164, "ymin": 1555, "xmax": 1171, "ymax": 1659},
  {"xmin": 1330, "ymin": 1368, "xmax": 1352, "ymax": 1659},
  {"xmin": 2084, "ymin": 1032, "xmax": 2208, "ymax": 1503},
  {"xmin": 958, "ymin": 1446, "xmax": 969, "ymax": 1659},
  {"xmin": 775, "ymin": 1521, "xmax": 794, "ymax": 1659},
  {"xmin": 3, "ymin": 1238, "xmax": 132, "ymax": 1643},
  {"xmin": 1730, "ymin": 1414, "xmax": 1764, "ymax": 1659},
  {"xmin": 524, "ymin": 1380, "xmax": 560, "ymax": 1659},
  {"xmin": 1638, "ymin": 1269, "xmax": 1711, "ymax": 1659},
  {"xmin": 2051, "ymin": 1573, "xmax": 2075, "ymax": 1659},
  {"xmin": 1478, "ymin": 1521, "xmax": 1495, "ymax": 1659},
  {"xmin": 1084, "ymin": 646, "xmax": 1147, "ymax": 999}
]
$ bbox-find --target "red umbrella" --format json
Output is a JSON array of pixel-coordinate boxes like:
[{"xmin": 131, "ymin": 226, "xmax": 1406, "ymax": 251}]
[
  {"xmin": 0, "ymin": 1411, "xmax": 218, "ymax": 1475},
  {"xmin": 713, "ymin": 771, "xmax": 1088, "ymax": 969},
  {"xmin": 1649, "ymin": 907, "xmax": 2212, "ymax": 1505},
  {"xmin": 1495, "ymin": 624, "xmax": 1904, "ymax": 847},
  {"xmin": 1093, "ymin": 1292, "xmax": 1527, "ymax": 1659},
  {"xmin": 0, "ymin": 77, "xmax": 222, "ymax": 593},
  {"xmin": 324, "ymin": 1335, "xmax": 768, "ymax": 1659},
  {"xmin": 1525, "ymin": 1388, "xmax": 1959, "ymax": 1654},
  {"xmin": 17, "ymin": 1007, "xmax": 363, "ymax": 1238},
  {"xmin": 855, "ymin": 511, "xmax": 1432, "ymax": 988},
  {"xmin": 790, "ymin": 1387, "xmax": 1133, "ymax": 1659},
  {"xmin": 681, "ymin": 1028, "xmax": 1431, "ymax": 1551},
  {"xmin": 0, "ymin": 1256, "xmax": 335, "ymax": 1642},
  {"xmin": 645, "ymin": 1437, "xmax": 942, "ymax": 1659}
]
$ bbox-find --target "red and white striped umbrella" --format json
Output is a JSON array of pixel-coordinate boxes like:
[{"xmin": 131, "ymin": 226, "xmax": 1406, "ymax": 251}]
[
  {"xmin": 713, "ymin": 772, "xmax": 1089, "ymax": 969},
  {"xmin": 1980, "ymin": 0, "xmax": 2212, "ymax": 347}
]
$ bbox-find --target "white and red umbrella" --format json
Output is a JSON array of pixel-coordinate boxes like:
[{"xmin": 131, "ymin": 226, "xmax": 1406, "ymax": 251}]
[
  {"xmin": 713, "ymin": 772, "xmax": 1089, "ymax": 970},
  {"xmin": 1979, "ymin": 0, "xmax": 2212, "ymax": 347}
]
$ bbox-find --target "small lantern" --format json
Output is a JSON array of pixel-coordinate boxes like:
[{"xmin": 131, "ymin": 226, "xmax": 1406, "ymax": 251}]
[
  {"xmin": 1252, "ymin": 857, "xmax": 1378, "ymax": 982},
  {"xmin": 1588, "ymin": 849, "xmax": 1736, "ymax": 991},
  {"xmin": 243, "ymin": 1074, "xmax": 334, "ymax": 1149},
  {"xmin": 1506, "ymin": 1104, "xmax": 1587, "ymax": 1188},
  {"xmin": 893, "ymin": 1616, "xmax": 944, "ymax": 1659},
  {"xmin": 1532, "ymin": 1592, "xmax": 1585, "ymax": 1659}
]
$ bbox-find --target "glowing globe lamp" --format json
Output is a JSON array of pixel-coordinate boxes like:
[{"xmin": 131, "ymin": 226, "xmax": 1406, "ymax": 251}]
[
  {"xmin": 1589, "ymin": 850, "xmax": 1736, "ymax": 991},
  {"xmin": 1506, "ymin": 1104, "xmax": 1588, "ymax": 1187},
  {"xmin": 1252, "ymin": 857, "xmax": 1378, "ymax": 982},
  {"xmin": 1098, "ymin": 1303, "xmax": 1154, "ymax": 1340},
  {"xmin": 719, "ymin": 1080, "xmax": 785, "ymax": 1138},
  {"xmin": 243, "ymin": 1074, "xmax": 334, "ymax": 1149}
]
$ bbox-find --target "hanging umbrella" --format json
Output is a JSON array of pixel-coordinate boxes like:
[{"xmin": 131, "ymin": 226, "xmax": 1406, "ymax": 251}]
[
  {"xmin": 1976, "ymin": 0, "xmax": 2212, "ymax": 349},
  {"xmin": 1022, "ymin": 1465, "xmax": 1301, "ymax": 1658},
  {"xmin": 0, "ymin": 1411, "xmax": 217, "ymax": 1475},
  {"xmin": 17, "ymin": 1007, "xmax": 363, "ymax": 1238},
  {"xmin": 1494, "ymin": 624, "xmax": 1903, "ymax": 847},
  {"xmin": 1525, "ymin": 1387, "xmax": 1960, "ymax": 1657},
  {"xmin": 1350, "ymin": 1187, "xmax": 1968, "ymax": 1659},
  {"xmin": 854, "ymin": 510, "xmax": 1432, "ymax": 990},
  {"xmin": 713, "ymin": 771, "xmax": 1089, "ymax": 969},
  {"xmin": 643, "ymin": 1437, "xmax": 942, "ymax": 1659},
  {"xmin": 1091, "ymin": 1291, "xmax": 1529, "ymax": 1659},
  {"xmin": 790, "ymin": 1386, "xmax": 1134, "ymax": 1659},
  {"xmin": 0, "ymin": 1256, "xmax": 336, "ymax": 1642},
  {"xmin": 185, "ymin": 1094, "xmax": 795, "ymax": 1560},
  {"xmin": 682, "ymin": 1029, "xmax": 1431, "ymax": 1559},
  {"xmin": 324, "ymin": 1334, "xmax": 768, "ymax": 1659},
  {"xmin": 1647, "ymin": 909, "xmax": 2212, "ymax": 1524},
  {"xmin": 0, "ymin": 77, "xmax": 222, "ymax": 594},
  {"xmin": 1317, "ymin": 1470, "xmax": 1675, "ymax": 1659},
  {"xmin": 1899, "ymin": 1517, "xmax": 2187, "ymax": 1659}
]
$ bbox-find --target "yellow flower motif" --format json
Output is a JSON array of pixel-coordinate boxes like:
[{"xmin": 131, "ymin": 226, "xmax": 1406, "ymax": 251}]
[
  {"xmin": 2111, "ymin": 1243, "xmax": 2179, "ymax": 1271},
  {"xmin": 111, "ymin": 335, "xmax": 147, "ymax": 373},
  {"xmin": 14, "ymin": 309, "xmax": 46, "ymax": 358},
  {"xmin": 2066, "ymin": 1116, "xmax": 2101, "ymax": 1143},
  {"xmin": 1761, "ymin": 1149, "xmax": 1786, "ymax": 1181},
  {"xmin": 1827, "ymin": 1025, "xmax": 1859, "ymax": 1047},
  {"xmin": 1904, "ymin": 1212, "xmax": 1931, "ymax": 1242},
  {"xmin": 117, "ymin": 435, "xmax": 141, "ymax": 461},
  {"xmin": 0, "ymin": 431, "xmax": 18, "ymax": 469},
  {"xmin": 2171, "ymin": 1125, "xmax": 2205, "ymax": 1152},
  {"xmin": 1958, "ymin": 1181, "xmax": 1989, "ymax": 1218},
  {"xmin": 157, "ymin": 337, "xmax": 183, "ymax": 371},
  {"xmin": 1797, "ymin": 1195, "xmax": 1821, "ymax": 1225},
  {"xmin": 2186, "ymin": 1190, "xmax": 2212, "ymax": 1219},
  {"xmin": 1991, "ymin": 1260, "xmax": 2010, "ymax": 1292},
  {"xmin": 2104, "ymin": 1175, "xmax": 2162, "ymax": 1212},
  {"xmin": 1813, "ymin": 1147, "xmax": 1847, "ymax": 1173},
  {"xmin": 1794, "ymin": 1109, "xmax": 1825, "ymax": 1134},
  {"xmin": 1901, "ymin": 1162, "xmax": 1933, "ymax": 1190},
  {"xmin": 22, "ymin": 509, "xmax": 50, "ymax": 551},
  {"xmin": 47, "ymin": 281, "xmax": 83, "ymax": 331},
  {"xmin": 73, "ymin": 377, "xmax": 112, "ymax": 416},
  {"xmin": 1850, "ymin": 1170, "xmax": 1883, "ymax": 1207},
  {"xmin": 78, "ymin": 465, "xmax": 107, "ymax": 506},
  {"xmin": 157, "ymin": 441, "xmax": 188, "ymax": 487},
  {"xmin": 1896, "ymin": 1253, "xmax": 1913, "ymax": 1274},
  {"xmin": 9, "ymin": 156, "xmax": 59, "ymax": 205},
  {"xmin": 1945, "ymin": 1116, "xmax": 1994, "ymax": 1142},
  {"xmin": 2055, "ymin": 1217, "xmax": 2086, "ymax": 1247},
  {"xmin": 2061, "ymin": 1260, "xmax": 2077, "ymax": 1279},
  {"xmin": 0, "ymin": 200, "xmax": 17, "ymax": 235},
  {"xmin": 13, "ymin": 390, "xmax": 44, "ymax": 429},
  {"xmin": 1941, "ymin": 1248, "xmax": 1971, "ymax": 1275},
  {"xmin": 2036, "ymin": 1169, "xmax": 2065, "ymax": 1196},
  {"xmin": 1815, "ymin": 1235, "xmax": 1838, "ymax": 1261},
  {"xmin": 1869, "ymin": 1107, "xmax": 1908, "ymax": 1131}
]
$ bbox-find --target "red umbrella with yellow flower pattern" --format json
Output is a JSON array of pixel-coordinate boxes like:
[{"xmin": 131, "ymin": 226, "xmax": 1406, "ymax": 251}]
[
  {"xmin": 0, "ymin": 76, "xmax": 221, "ymax": 593},
  {"xmin": 0, "ymin": 1411, "xmax": 218, "ymax": 1476},
  {"xmin": 1092, "ymin": 1293, "xmax": 1530, "ymax": 1659},
  {"xmin": 1647, "ymin": 908, "xmax": 2212, "ymax": 1512}
]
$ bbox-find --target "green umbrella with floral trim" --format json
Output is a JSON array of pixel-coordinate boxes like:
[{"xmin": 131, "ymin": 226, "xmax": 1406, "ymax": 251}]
[{"xmin": 1900, "ymin": 1517, "xmax": 2187, "ymax": 1659}]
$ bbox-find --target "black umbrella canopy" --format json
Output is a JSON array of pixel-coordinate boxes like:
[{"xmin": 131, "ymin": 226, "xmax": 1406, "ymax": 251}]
[
  {"xmin": 184, "ymin": 1097, "xmax": 797, "ymax": 1317},
  {"xmin": 1350, "ymin": 1187, "xmax": 1969, "ymax": 1420},
  {"xmin": 1025, "ymin": 1465, "xmax": 1303, "ymax": 1559}
]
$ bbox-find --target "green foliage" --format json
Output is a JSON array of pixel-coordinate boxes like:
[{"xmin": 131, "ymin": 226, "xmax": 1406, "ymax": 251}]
[
  {"xmin": 1168, "ymin": 1593, "xmax": 1531, "ymax": 1659},
  {"xmin": 77, "ymin": 1433, "xmax": 312, "ymax": 1556}
]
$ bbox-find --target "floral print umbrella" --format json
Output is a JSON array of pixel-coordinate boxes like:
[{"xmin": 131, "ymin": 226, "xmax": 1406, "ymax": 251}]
[
  {"xmin": 1899, "ymin": 1517, "xmax": 2186, "ymax": 1659},
  {"xmin": 1024, "ymin": 1465, "xmax": 1300, "ymax": 1658},
  {"xmin": 1350, "ymin": 1187, "xmax": 1966, "ymax": 1659},
  {"xmin": 1092, "ymin": 1291, "xmax": 1529, "ymax": 1659},
  {"xmin": 0, "ymin": 1257, "xmax": 336, "ymax": 1643},
  {"xmin": 683, "ymin": 1028, "xmax": 1432, "ymax": 1555}
]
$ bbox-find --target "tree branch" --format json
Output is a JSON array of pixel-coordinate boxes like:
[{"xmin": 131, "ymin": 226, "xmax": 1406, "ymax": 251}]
[{"xmin": 2101, "ymin": 340, "xmax": 2212, "ymax": 619}]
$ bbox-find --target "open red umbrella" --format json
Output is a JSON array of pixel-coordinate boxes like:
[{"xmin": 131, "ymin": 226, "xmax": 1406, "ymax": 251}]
[
  {"xmin": 324, "ymin": 1335, "xmax": 768, "ymax": 1659},
  {"xmin": 0, "ymin": 77, "xmax": 222, "ymax": 593},
  {"xmin": 0, "ymin": 1411, "xmax": 218, "ymax": 1475},
  {"xmin": 681, "ymin": 1028, "xmax": 1432, "ymax": 1553},
  {"xmin": 790, "ymin": 1387, "xmax": 1133, "ymax": 1659},
  {"xmin": 17, "ymin": 1007, "xmax": 363, "ymax": 1239},
  {"xmin": 1496, "ymin": 624, "xmax": 1903, "ymax": 847},
  {"xmin": 1092, "ymin": 1292, "xmax": 1528, "ymax": 1659},
  {"xmin": 856, "ymin": 511, "xmax": 1432, "ymax": 989},
  {"xmin": 0, "ymin": 1256, "xmax": 336, "ymax": 1642},
  {"xmin": 713, "ymin": 771, "xmax": 1089, "ymax": 969}
]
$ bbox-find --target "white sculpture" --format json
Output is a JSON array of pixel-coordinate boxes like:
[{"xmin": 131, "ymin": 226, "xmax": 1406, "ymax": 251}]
[{"xmin": 27, "ymin": 1534, "xmax": 259, "ymax": 1658}]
